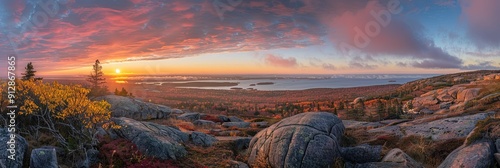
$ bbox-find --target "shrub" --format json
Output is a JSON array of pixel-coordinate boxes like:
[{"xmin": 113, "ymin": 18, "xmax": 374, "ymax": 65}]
[
  {"xmin": 200, "ymin": 115, "xmax": 222, "ymax": 123},
  {"xmin": 99, "ymin": 139, "xmax": 144, "ymax": 167},
  {"xmin": 397, "ymin": 135, "xmax": 464, "ymax": 167},
  {"xmin": 98, "ymin": 138, "xmax": 180, "ymax": 168},
  {"xmin": 129, "ymin": 158, "xmax": 179, "ymax": 168},
  {"xmin": 466, "ymin": 117, "xmax": 500, "ymax": 145},
  {"xmin": 14, "ymin": 80, "xmax": 112, "ymax": 166},
  {"xmin": 177, "ymin": 122, "xmax": 196, "ymax": 131},
  {"xmin": 250, "ymin": 118, "xmax": 266, "ymax": 122},
  {"xmin": 242, "ymin": 128, "xmax": 260, "ymax": 136},
  {"xmin": 397, "ymin": 135, "xmax": 431, "ymax": 162},
  {"xmin": 427, "ymin": 138, "xmax": 464, "ymax": 166}
]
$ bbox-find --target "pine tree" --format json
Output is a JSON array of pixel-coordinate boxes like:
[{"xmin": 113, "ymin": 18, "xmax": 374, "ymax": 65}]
[
  {"xmin": 120, "ymin": 87, "xmax": 128, "ymax": 96},
  {"xmin": 87, "ymin": 60, "xmax": 107, "ymax": 97},
  {"xmin": 22, "ymin": 62, "xmax": 42, "ymax": 81},
  {"xmin": 376, "ymin": 99, "xmax": 385, "ymax": 120},
  {"xmin": 338, "ymin": 101, "xmax": 345, "ymax": 110},
  {"xmin": 87, "ymin": 60, "xmax": 106, "ymax": 88}
]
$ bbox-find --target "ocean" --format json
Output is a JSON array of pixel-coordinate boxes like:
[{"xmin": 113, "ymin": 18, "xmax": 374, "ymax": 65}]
[{"xmin": 123, "ymin": 74, "xmax": 438, "ymax": 91}]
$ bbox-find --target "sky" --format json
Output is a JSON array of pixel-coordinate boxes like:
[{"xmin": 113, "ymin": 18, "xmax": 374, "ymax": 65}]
[{"xmin": 0, "ymin": 0, "xmax": 499, "ymax": 77}]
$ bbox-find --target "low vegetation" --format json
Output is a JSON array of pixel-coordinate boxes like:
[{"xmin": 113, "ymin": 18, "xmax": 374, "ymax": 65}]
[
  {"xmin": 96, "ymin": 137, "xmax": 179, "ymax": 168},
  {"xmin": 465, "ymin": 116, "xmax": 500, "ymax": 145}
]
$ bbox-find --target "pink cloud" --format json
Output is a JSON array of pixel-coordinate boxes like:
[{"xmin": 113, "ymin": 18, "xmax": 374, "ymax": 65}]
[
  {"xmin": 460, "ymin": 0, "xmax": 500, "ymax": 48},
  {"xmin": 265, "ymin": 54, "xmax": 298, "ymax": 68},
  {"xmin": 323, "ymin": 1, "xmax": 462, "ymax": 68},
  {"xmin": 0, "ymin": 0, "xmax": 327, "ymax": 73}
]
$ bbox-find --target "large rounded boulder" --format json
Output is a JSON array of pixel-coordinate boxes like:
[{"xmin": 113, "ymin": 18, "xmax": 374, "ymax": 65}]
[{"xmin": 248, "ymin": 112, "xmax": 345, "ymax": 168}]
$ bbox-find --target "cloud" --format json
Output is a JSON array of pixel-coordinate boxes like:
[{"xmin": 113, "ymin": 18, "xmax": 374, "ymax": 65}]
[
  {"xmin": 0, "ymin": 0, "xmax": 325, "ymax": 72},
  {"xmin": 410, "ymin": 44, "xmax": 463, "ymax": 69},
  {"xmin": 461, "ymin": 61, "xmax": 500, "ymax": 70},
  {"xmin": 321, "ymin": 63, "xmax": 336, "ymax": 70},
  {"xmin": 396, "ymin": 62, "xmax": 407, "ymax": 67},
  {"xmin": 324, "ymin": 0, "xmax": 463, "ymax": 69},
  {"xmin": 460, "ymin": 0, "xmax": 500, "ymax": 48},
  {"xmin": 349, "ymin": 61, "xmax": 377, "ymax": 69},
  {"xmin": 0, "ymin": 0, "xmax": 488, "ymax": 73},
  {"xmin": 465, "ymin": 51, "xmax": 500, "ymax": 57},
  {"xmin": 264, "ymin": 54, "xmax": 297, "ymax": 68}
]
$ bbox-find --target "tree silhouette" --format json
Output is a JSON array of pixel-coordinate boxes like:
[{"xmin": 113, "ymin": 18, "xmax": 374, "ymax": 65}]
[
  {"xmin": 87, "ymin": 60, "xmax": 108, "ymax": 97},
  {"xmin": 87, "ymin": 59, "xmax": 106, "ymax": 88},
  {"xmin": 22, "ymin": 62, "xmax": 42, "ymax": 81}
]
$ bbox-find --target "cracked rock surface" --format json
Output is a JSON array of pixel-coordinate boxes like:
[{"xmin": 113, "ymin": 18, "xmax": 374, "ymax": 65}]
[
  {"xmin": 111, "ymin": 117, "xmax": 189, "ymax": 160},
  {"xmin": 248, "ymin": 112, "xmax": 345, "ymax": 168}
]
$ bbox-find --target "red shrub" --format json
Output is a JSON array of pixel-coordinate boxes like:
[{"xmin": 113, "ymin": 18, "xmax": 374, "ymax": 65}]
[
  {"xmin": 201, "ymin": 115, "xmax": 222, "ymax": 122},
  {"xmin": 129, "ymin": 158, "xmax": 179, "ymax": 168},
  {"xmin": 177, "ymin": 122, "xmax": 196, "ymax": 131},
  {"xmin": 99, "ymin": 138, "xmax": 143, "ymax": 167},
  {"xmin": 98, "ymin": 138, "xmax": 180, "ymax": 168}
]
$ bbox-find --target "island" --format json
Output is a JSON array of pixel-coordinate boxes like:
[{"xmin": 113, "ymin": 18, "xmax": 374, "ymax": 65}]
[{"xmin": 256, "ymin": 82, "xmax": 275, "ymax": 85}]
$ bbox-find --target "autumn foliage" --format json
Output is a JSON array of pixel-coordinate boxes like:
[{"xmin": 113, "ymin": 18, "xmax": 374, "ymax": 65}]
[{"xmin": 11, "ymin": 79, "xmax": 112, "ymax": 165}]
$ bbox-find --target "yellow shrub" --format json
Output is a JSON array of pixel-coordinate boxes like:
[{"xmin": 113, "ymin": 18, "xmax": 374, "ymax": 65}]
[{"xmin": 17, "ymin": 80, "xmax": 111, "ymax": 129}]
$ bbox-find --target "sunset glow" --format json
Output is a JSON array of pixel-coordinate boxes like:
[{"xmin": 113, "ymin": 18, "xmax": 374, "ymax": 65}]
[{"xmin": 0, "ymin": 0, "xmax": 498, "ymax": 77}]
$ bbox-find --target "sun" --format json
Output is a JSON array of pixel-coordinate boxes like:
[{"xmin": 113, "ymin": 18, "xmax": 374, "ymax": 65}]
[{"xmin": 115, "ymin": 69, "xmax": 121, "ymax": 74}]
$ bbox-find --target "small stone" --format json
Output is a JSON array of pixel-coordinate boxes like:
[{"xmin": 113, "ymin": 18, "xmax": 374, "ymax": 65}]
[{"xmin": 30, "ymin": 148, "xmax": 58, "ymax": 168}]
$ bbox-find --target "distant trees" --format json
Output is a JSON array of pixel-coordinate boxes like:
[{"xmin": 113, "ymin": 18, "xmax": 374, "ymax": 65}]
[
  {"xmin": 114, "ymin": 87, "xmax": 133, "ymax": 97},
  {"xmin": 376, "ymin": 99, "xmax": 385, "ymax": 120},
  {"xmin": 87, "ymin": 59, "xmax": 108, "ymax": 97},
  {"xmin": 338, "ymin": 101, "xmax": 345, "ymax": 110},
  {"xmin": 22, "ymin": 62, "xmax": 43, "ymax": 81}
]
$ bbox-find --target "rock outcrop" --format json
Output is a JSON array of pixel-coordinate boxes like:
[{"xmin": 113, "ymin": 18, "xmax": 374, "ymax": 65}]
[
  {"xmin": 409, "ymin": 84, "xmax": 483, "ymax": 114},
  {"xmin": 193, "ymin": 120, "xmax": 216, "ymax": 127},
  {"xmin": 403, "ymin": 113, "xmax": 492, "ymax": 141},
  {"xmin": 438, "ymin": 141, "xmax": 495, "ymax": 168},
  {"xmin": 483, "ymin": 73, "xmax": 500, "ymax": 80},
  {"xmin": 111, "ymin": 117, "xmax": 189, "ymax": 160},
  {"xmin": 229, "ymin": 160, "xmax": 250, "ymax": 168},
  {"xmin": 177, "ymin": 112, "xmax": 201, "ymax": 122},
  {"xmin": 457, "ymin": 88, "xmax": 481, "ymax": 102},
  {"xmin": 97, "ymin": 95, "xmax": 171, "ymax": 120},
  {"xmin": 341, "ymin": 144, "xmax": 382, "ymax": 163},
  {"xmin": 228, "ymin": 116, "xmax": 244, "ymax": 122},
  {"xmin": 342, "ymin": 120, "xmax": 384, "ymax": 129},
  {"xmin": 190, "ymin": 132, "xmax": 217, "ymax": 147},
  {"xmin": 248, "ymin": 112, "xmax": 345, "ymax": 168},
  {"xmin": 346, "ymin": 162, "xmax": 406, "ymax": 168},
  {"xmin": 30, "ymin": 148, "xmax": 58, "ymax": 168},
  {"xmin": 218, "ymin": 115, "xmax": 230, "ymax": 122},
  {"xmin": 0, "ymin": 129, "xmax": 28, "ymax": 168},
  {"xmin": 382, "ymin": 148, "xmax": 423, "ymax": 168},
  {"xmin": 222, "ymin": 122, "xmax": 251, "ymax": 128}
]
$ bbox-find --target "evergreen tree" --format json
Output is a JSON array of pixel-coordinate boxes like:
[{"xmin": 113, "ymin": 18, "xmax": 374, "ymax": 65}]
[
  {"xmin": 86, "ymin": 60, "xmax": 107, "ymax": 97},
  {"xmin": 338, "ymin": 101, "xmax": 345, "ymax": 110},
  {"xmin": 87, "ymin": 60, "xmax": 106, "ymax": 88},
  {"xmin": 376, "ymin": 99, "xmax": 385, "ymax": 120},
  {"xmin": 120, "ymin": 87, "xmax": 128, "ymax": 96},
  {"xmin": 22, "ymin": 62, "xmax": 42, "ymax": 81},
  {"xmin": 407, "ymin": 100, "xmax": 414, "ymax": 109},
  {"xmin": 114, "ymin": 88, "xmax": 120, "ymax": 95}
]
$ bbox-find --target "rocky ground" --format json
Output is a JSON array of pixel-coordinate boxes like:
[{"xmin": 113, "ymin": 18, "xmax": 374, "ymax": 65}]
[{"xmin": 1, "ymin": 70, "xmax": 499, "ymax": 168}]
